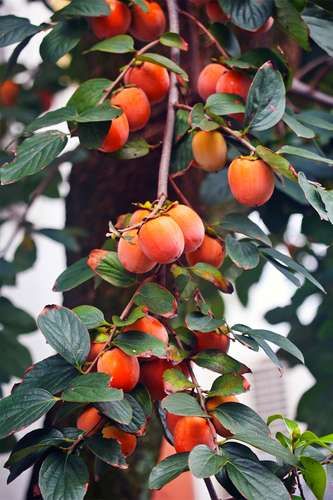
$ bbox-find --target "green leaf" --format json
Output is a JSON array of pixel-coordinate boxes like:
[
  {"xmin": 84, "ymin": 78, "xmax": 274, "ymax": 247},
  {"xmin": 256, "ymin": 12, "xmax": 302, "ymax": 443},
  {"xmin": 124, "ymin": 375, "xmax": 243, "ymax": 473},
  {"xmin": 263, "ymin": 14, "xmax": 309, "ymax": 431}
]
[
  {"xmin": 303, "ymin": 8, "xmax": 333, "ymax": 57},
  {"xmin": 19, "ymin": 355, "xmax": 79, "ymax": 394},
  {"xmin": 98, "ymin": 399, "xmax": 133, "ymax": 424},
  {"xmin": 86, "ymin": 34, "xmax": 135, "ymax": 54},
  {"xmin": 0, "ymin": 388, "xmax": 56, "ymax": 439},
  {"xmin": 161, "ymin": 393, "xmax": 207, "ymax": 417},
  {"xmin": 53, "ymin": 0, "xmax": 110, "ymax": 19},
  {"xmin": 283, "ymin": 110, "xmax": 315, "ymax": 139},
  {"xmin": 68, "ymin": 78, "xmax": 112, "ymax": 113},
  {"xmin": 219, "ymin": 0, "xmax": 274, "ymax": 31},
  {"xmin": 37, "ymin": 305, "xmax": 90, "ymax": 366},
  {"xmin": 73, "ymin": 305, "xmax": 106, "ymax": 329},
  {"xmin": 86, "ymin": 435, "xmax": 127, "ymax": 468},
  {"xmin": 216, "ymin": 213, "xmax": 271, "ymax": 246},
  {"xmin": 115, "ymin": 138, "xmax": 150, "ymax": 160},
  {"xmin": 13, "ymin": 234, "xmax": 37, "ymax": 272},
  {"xmin": 131, "ymin": 383, "xmax": 153, "ymax": 418},
  {"xmin": 93, "ymin": 251, "xmax": 136, "ymax": 288},
  {"xmin": 0, "ymin": 333, "xmax": 32, "ymax": 378},
  {"xmin": 40, "ymin": 19, "xmax": 85, "ymax": 63},
  {"xmin": 260, "ymin": 247, "xmax": 325, "ymax": 293},
  {"xmin": 256, "ymin": 145, "xmax": 295, "ymax": 181},
  {"xmin": 0, "ymin": 15, "xmax": 41, "ymax": 47},
  {"xmin": 136, "ymin": 53, "xmax": 188, "ymax": 81},
  {"xmin": 39, "ymin": 451, "xmax": 89, "ymax": 500},
  {"xmin": 133, "ymin": 283, "xmax": 177, "ymax": 317},
  {"xmin": 275, "ymin": 0, "xmax": 309, "ymax": 49},
  {"xmin": 190, "ymin": 263, "xmax": 234, "ymax": 293},
  {"xmin": 209, "ymin": 23, "xmax": 241, "ymax": 57},
  {"xmin": 193, "ymin": 350, "xmax": 251, "ymax": 375},
  {"xmin": 175, "ymin": 109, "xmax": 190, "ymax": 140},
  {"xmin": 149, "ymin": 453, "xmax": 189, "ymax": 489},
  {"xmin": 118, "ymin": 394, "xmax": 146, "ymax": 433},
  {"xmin": 298, "ymin": 172, "xmax": 328, "ymax": 221},
  {"xmin": 170, "ymin": 132, "xmax": 193, "ymax": 173},
  {"xmin": 191, "ymin": 104, "xmax": 220, "ymax": 131},
  {"xmin": 244, "ymin": 62, "xmax": 286, "ymax": 132},
  {"xmin": 160, "ymin": 32, "xmax": 188, "ymax": 50},
  {"xmin": 113, "ymin": 332, "xmax": 166, "ymax": 358},
  {"xmin": 225, "ymin": 235, "xmax": 260, "ymax": 270},
  {"xmin": 62, "ymin": 373, "xmax": 123, "ymax": 402},
  {"xmin": 76, "ymin": 103, "xmax": 121, "ymax": 123},
  {"xmin": 300, "ymin": 456, "xmax": 327, "ymax": 500},
  {"xmin": 208, "ymin": 374, "xmax": 250, "ymax": 397},
  {"xmin": 26, "ymin": 107, "xmax": 77, "ymax": 132},
  {"xmin": 37, "ymin": 228, "xmax": 79, "ymax": 252},
  {"xmin": 278, "ymin": 145, "xmax": 333, "ymax": 165},
  {"xmin": 112, "ymin": 307, "xmax": 145, "ymax": 327},
  {"xmin": 0, "ymin": 297, "xmax": 36, "ymax": 334},
  {"xmin": 185, "ymin": 312, "xmax": 226, "ymax": 332},
  {"xmin": 163, "ymin": 368, "xmax": 195, "ymax": 393},
  {"xmin": 1, "ymin": 131, "xmax": 67, "ymax": 185},
  {"xmin": 189, "ymin": 445, "xmax": 228, "ymax": 478},
  {"xmin": 205, "ymin": 93, "xmax": 245, "ymax": 116},
  {"xmin": 53, "ymin": 257, "xmax": 94, "ymax": 292}
]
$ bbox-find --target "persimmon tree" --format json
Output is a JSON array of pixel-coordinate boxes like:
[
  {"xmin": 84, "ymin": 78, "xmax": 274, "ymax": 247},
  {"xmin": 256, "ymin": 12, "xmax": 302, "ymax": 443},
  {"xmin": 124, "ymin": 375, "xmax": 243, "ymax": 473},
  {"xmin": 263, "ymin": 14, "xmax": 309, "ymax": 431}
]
[{"xmin": 0, "ymin": 0, "xmax": 333, "ymax": 499}]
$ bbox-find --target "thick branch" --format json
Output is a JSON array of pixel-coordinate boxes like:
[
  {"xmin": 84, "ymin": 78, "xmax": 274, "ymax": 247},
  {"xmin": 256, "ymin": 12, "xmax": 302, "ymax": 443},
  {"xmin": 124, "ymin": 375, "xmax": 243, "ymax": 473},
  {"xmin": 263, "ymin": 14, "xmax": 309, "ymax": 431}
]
[
  {"xmin": 157, "ymin": 0, "xmax": 180, "ymax": 199},
  {"xmin": 291, "ymin": 78, "xmax": 333, "ymax": 107}
]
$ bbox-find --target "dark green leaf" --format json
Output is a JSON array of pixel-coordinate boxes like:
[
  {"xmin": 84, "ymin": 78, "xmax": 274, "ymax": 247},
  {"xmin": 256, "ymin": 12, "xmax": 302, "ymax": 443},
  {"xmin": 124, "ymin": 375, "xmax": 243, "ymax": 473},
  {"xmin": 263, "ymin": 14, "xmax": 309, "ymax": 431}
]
[
  {"xmin": 208, "ymin": 374, "xmax": 250, "ymax": 397},
  {"xmin": 0, "ymin": 15, "xmax": 41, "ymax": 48},
  {"xmin": 67, "ymin": 78, "xmax": 112, "ymax": 113},
  {"xmin": 93, "ymin": 251, "xmax": 136, "ymax": 288},
  {"xmin": 136, "ymin": 53, "xmax": 188, "ymax": 81},
  {"xmin": 133, "ymin": 283, "xmax": 177, "ymax": 317},
  {"xmin": 20, "ymin": 355, "xmax": 79, "ymax": 394},
  {"xmin": 115, "ymin": 138, "xmax": 150, "ymax": 160},
  {"xmin": 13, "ymin": 234, "xmax": 37, "ymax": 272},
  {"xmin": 86, "ymin": 34, "xmax": 135, "ymax": 54},
  {"xmin": 189, "ymin": 445, "xmax": 227, "ymax": 478},
  {"xmin": 0, "ymin": 333, "xmax": 32, "ymax": 378},
  {"xmin": 62, "ymin": 373, "xmax": 123, "ymax": 402},
  {"xmin": 161, "ymin": 393, "xmax": 207, "ymax": 417},
  {"xmin": 98, "ymin": 399, "xmax": 133, "ymax": 424},
  {"xmin": 216, "ymin": 213, "xmax": 271, "ymax": 246},
  {"xmin": 303, "ymin": 8, "xmax": 333, "ymax": 57},
  {"xmin": 0, "ymin": 297, "xmax": 36, "ymax": 334},
  {"xmin": 149, "ymin": 453, "xmax": 189, "ymax": 489},
  {"xmin": 283, "ymin": 110, "xmax": 315, "ymax": 139},
  {"xmin": 218, "ymin": 0, "xmax": 274, "ymax": 30},
  {"xmin": 190, "ymin": 263, "xmax": 233, "ymax": 293},
  {"xmin": 73, "ymin": 305, "xmax": 106, "ymax": 329},
  {"xmin": 206, "ymin": 93, "xmax": 245, "ymax": 116},
  {"xmin": 37, "ymin": 305, "xmax": 90, "ymax": 366},
  {"xmin": 185, "ymin": 312, "xmax": 226, "ymax": 332},
  {"xmin": 86, "ymin": 435, "xmax": 127, "ymax": 468},
  {"xmin": 40, "ymin": 19, "xmax": 85, "ymax": 63},
  {"xmin": 53, "ymin": 0, "xmax": 110, "ymax": 19},
  {"xmin": 118, "ymin": 394, "xmax": 146, "ymax": 433},
  {"xmin": 37, "ymin": 228, "xmax": 79, "ymax": 252},
  {"xmin": 112, "ymin": 307, "xmax": 145, "ymax": 327},
  {"xmin": 26, "ymin": 107, "xmax": 77, "ymax": 133},
  {"xmin": 160, "ymin": 32, "xmax": 188, "ymax": 50},
  {"xmin": 76, "ymin": 103, "xmax": 121, "ymax": 123},
  {"xmin": 256, "ymin": 145, "xmax": 295, "ymax": 181},
  {"xmin": 209, "ymin": 23, "xmax": 241, "ymax": 57},
  {"xmin": 53, "ymin": 257, "xmax": 94, "ymax": 292},
  {"xmin": 275, "ymin": 0, "xmax": 309, "ymax": 49},
  {"xmin": 298, "ymin": 172, "xmax": 328, "ymax": 221},
  {"xmin": 113, "ymin": 332, "xmax": 166, "ymax": 358},
  {"xmin": 193, "ymin": 350, "xmax": 251, "ymax": 375},
  {"xmin": 225, "ymin": 235, "xmax": 259, "ymax": 270},
  {"xmin": 278, "ymin": 145, "xmax": 333, "ymax": 164}
]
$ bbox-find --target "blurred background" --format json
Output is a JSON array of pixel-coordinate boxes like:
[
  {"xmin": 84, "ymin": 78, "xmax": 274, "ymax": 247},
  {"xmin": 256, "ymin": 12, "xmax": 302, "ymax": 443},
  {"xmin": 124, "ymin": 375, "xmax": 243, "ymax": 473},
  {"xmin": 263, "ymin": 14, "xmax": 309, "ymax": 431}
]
[{"xmin": 1, "ymin": 0, "xmax": 333, "ymax": 499}]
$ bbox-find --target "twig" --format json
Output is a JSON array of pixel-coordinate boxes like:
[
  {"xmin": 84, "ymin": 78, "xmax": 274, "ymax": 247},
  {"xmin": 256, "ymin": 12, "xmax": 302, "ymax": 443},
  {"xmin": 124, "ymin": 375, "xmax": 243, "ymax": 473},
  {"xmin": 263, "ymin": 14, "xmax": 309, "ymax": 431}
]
[
  {"xmin": 291, "ymin": 78, "xmax": 333, "ymax": 107},
  {"xmin": 179, "ymin": 9, "xmax": 228, "ymax": 59},
  {"xmin": 169, "ymin": 176, "xmax": 191, "ymax": 206},
  {"xmin": 295, "ymin": 55, "xmax": 331, "ymax": 80},
  {"xmin": 204, "ymin": 478, "xmax": 220, "ymax": 500},
  {"xmin": 98, "ymin": 39, "xmax": 160, "ymax": 105},
  {"xmin": 295, "ymin": 470, "xmax": 306, "ymax": 500}
]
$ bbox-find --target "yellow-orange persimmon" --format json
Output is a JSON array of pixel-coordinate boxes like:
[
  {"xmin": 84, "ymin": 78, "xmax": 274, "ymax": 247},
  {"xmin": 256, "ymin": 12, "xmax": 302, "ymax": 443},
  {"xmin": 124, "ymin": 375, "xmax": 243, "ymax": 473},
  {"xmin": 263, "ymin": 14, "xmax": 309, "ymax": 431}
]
[
  {"xmin": 124, "ymin": 62, "xmax": 170, "ymax": 104},
  {"xmin": 192, "ymin": 130, "xmax": 227, "ymax": 172},
  {"xmin": 194, "ymin": 330, "xmax": 230, "ymax": 353},
  {"xmin": 186, "ymin": 234, "xmax": 225, "ymax": 268},
  {"xmin": 111, "ymin": 87, "xmax": 151, "ymax": 132},
  {"xmin": 76, "ymin": 407, "xmax": 103, "ymax": 436},
  {"xmin": 123, "ymin": 314, "xmax": 169, "ymax": 346},
  {"xmin": 91, "ymin": 0, "xmax": 131, "ymax": 39},
  {"xmin": 97, "ymin": 348, "xmax": 140, "ymax": 391},
  {"xmin": 173, "ymin": 416, "xmax": 216, "ymax": 452},
  {"xmin": 197, "ymin": 63, "xmax": 227, "ymax": 101},
  {"xmin": 138, "ymin": 216, "xmax": 185, "ymax": 264},
  {"xmin": 228, "ymin": 157, "xmax": 275, "ymax": 207},
  {"xmin": 130, "ymin": 1, "xmax": 166, "ymax": 41},
  {"xmin": 129, "ymin": 208, "xmax": 151, "ymax": 224},
  {"xmin": 0, "ymin": 80, "xmax": 19, "ymax": 107},
  {"xmin": 103, "ymin": 425, "xmax": 137, "ymax": 456},
  {"xmin": 167, "ymin": 204, "xmax": 205, "ymax": 253},
  {"xmin": 118, "ymin": 230, "xmax": 156, "ymax": 273},
  {"xmin": 99, "ymin": 113, "xmax": 129, "ymax": 153}
]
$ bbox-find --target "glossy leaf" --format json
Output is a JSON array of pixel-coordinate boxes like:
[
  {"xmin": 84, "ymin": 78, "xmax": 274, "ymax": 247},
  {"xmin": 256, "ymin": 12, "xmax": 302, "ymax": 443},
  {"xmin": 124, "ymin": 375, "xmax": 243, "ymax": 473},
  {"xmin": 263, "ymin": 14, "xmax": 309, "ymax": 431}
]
[
  {"xmin": 72, "ymin": 305, "xmax": 106, "ymax": 329},
  {"xmin": 86, "ymin": 35, "xmax": 135, "ymax": 54},
  {"xmin": 275, "ymin": 0, "xmax": 309, "ymax": 49},
  {"xmin": 112, "ymin": 332, "xmax": 166, "ymax": 358},
  {"xmin": 278, "ymin": 145, "xmax": 333, "ymax": 165},
  {"xmin": 53, "ymin": 0, "xmax": 109, "ymax": 19},
  {"xmin": 300, "ymin": 456, "xmax": 327, "ymax": 500},
  {"xmin": 93, "ymin": 251, "xmax": 136, "ymax": 288},
  {"xmin": 62, "ymin": 373, "xmax": 123, "ymax": 402},
  {"xmin": 0, "ymin": 15, "xmax": 41, "ymax": 47},
  {"xmin": 115, "ymin": 138, "xmax": 150, "ymax": 160},
  {"xmin": 185, "ymin": 312, "xmax": 226, "ymax": 332},
  {"xmin": 189, "ymin": 445, "xmax": 227, "ymax": 478},
  {"xmin": 87, "ymin": 435, "xmax": 127, "ymax": 468},
  {"xmin": 163, "ymin": 368, "xmax": 195, "ymax": 393},
  {"xmin": 225, "ymin": 235, "xmax": 260, "ymax": 270},
  {"xmin": 208, "ymin": 374, "xmax": 250, "ymax": 397},
  {"xmin": 193, "ymin": 350, "xmax": 251, "ymax": 375},
  {"xmin": 205, "ymin": 93, "xmax": 245, "ymax": 116},
  {"xmin": 53, "ymin": 257, "xmax": 94, "ymax": 292},
  {"xmin": 98, "ymin": 399, "xmax": 133, "ymax": 425},
  {"xmin": 161, "ymin": 393, "xmax": 207, "ymax": 417},
  {"xmin": 283, "ymin": 110, "xmax": 315, "ymax": 139},
  {"xmin": 218, "ymin": 0, "xmax": 274, "ymax": 31},
  {"xmin": 133, "ymin": 283, "xmax": 177, "ymax": 317},
  {"xmin": 216, "ymin": 213, "xmax": 271, "ymax": 246},
  {"xmin": 190, "ymin": 263, "xmax": 234, "ymax": 293},
  {"xmin": 149, "ymin": 453, "xmax": 189, "ymax": 489},
  {"xmin": 40, "ymin": 19, "xmax": 86, "ymax": 63},
  {"xmin": 136, "ymin": 53, "xmax": 188, "ymax": 81}
]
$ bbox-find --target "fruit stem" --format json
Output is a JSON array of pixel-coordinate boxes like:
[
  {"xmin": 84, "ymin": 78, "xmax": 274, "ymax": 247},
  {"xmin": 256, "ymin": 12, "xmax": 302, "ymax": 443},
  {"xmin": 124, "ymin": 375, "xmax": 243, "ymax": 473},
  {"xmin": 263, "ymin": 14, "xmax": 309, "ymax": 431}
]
[
  {"xmin": 169, "ymin": 176, "xmax": 191, "ymax": 207},
  {"xmin": 156, "ymin": 0, "xmax": 180, "ymax": 199},
  {"xmin": 179, "ymin": 9, "xmax": 228, "ymax": 59}
]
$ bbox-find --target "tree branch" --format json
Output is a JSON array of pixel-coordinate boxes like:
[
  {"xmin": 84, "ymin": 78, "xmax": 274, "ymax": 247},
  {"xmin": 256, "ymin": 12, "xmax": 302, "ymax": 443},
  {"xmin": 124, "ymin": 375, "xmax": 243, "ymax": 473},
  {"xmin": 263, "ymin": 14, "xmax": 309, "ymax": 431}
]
[{"xmin": 291, "ymin": 78, "xmax": 333, "ymax": 107}]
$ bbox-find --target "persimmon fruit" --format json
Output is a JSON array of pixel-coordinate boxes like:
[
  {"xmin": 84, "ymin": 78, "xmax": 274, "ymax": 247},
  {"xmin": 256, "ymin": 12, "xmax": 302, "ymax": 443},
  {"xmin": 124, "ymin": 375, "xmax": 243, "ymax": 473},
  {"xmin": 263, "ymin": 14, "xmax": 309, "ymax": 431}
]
[
  {"xmin": 76, "ymin": 407, "xmax": 103, "ymax": 436},
  {"xmin": 103, "ymin": 425, "xmax": 137, "ymax": 456},
  {"xmin": 173, "ymin": 416, "xmax": 216, "ymax": 452},
  {"xmin": 140, "ymin": 359, "xmax": 184, "ymax": 400},
  {"xmin": 167, "ymin": 204, "xmax": 205, "ymax": 253},
  {"xmin": 111, "ymin": 87, "xmax": 151, "ymax": 132},
  {"xmin": 228, "ymin": 157, "xmax": 275, "ymax": 207},
  {"xmin": 97, "ymin": 348, "xmax": 140, "ymax": 391},
  {"xmin": 192, "ymin": 130, "xmax": 227, "ymax": 172},
  {"xmin": 186, "ymin": 234, "xmax": 225, "ymax": 268},
  {"xmin": 138, "ymin": 216, "xmax": 185, "ymax": 264},
  {"xmin": 91, "ymin": 0, "xmax": 131, "ymax": 39},
  {"xmin": 124, "ymin": 62, "xmax": 170, "ymax": 104},
  {"xmin": 99, "ymin": 113, "xmax": 129, "ymax": 153},
  {"xmin": 197, "ymin": 63, "xmax": 227, "ymax": 101},
  {"xmin": 87, "ymin": 341, "xmax": 107, "ymax": 362},
  {"xmin": 130, "ymin": 208, "xmax": 150, "ymax": 224},
  {"xmin": 166, "ymin": 412, "xmax": 182, "ymax": 436},
  {"xmin": 205, "ymin": 1, "xmax": 229, "ymax": 23},
  {"xmin": 0, "ymin": 80, "xmax": 19, "ymax": 107},
  {"xmin": 216, "ymin": 70, "xmax": 251, "ymax": 121},
  {"xmin": 123, "ymin": 314, "xmax": 169, "ymax": 346},
  {"xmin": 130, "ymin": 1, "xmax": 166, "ymax": 42},
  {"xmin": 206, "ymin": 395, "xmax": 239, "ymax": 437},
  {"xmin": 194, "ymin": 330, "xmax": 230, "ymax": 353},
  {"xmin": 118, "ymin": 230, "xmax": 156, "ymax": 273}
]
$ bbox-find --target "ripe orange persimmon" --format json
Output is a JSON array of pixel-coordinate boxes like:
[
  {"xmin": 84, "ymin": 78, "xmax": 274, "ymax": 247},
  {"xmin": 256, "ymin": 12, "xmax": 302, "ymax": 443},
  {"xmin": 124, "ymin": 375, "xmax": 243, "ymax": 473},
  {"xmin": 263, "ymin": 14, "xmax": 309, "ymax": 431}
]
[
  {"xmin": 97, "ymin": 348, "xmax": 140, "ymax": 391},
  {"xmin": 103, "ymin": 425, "xmax": 137, "ymax": 456},
  {"xmin": 111, "ymin": 87, "xmax": 151, "ymax": 132},
  {"xmin": 138, "ymin": 216, "xmax": 184, "ymax": 264},
  {"xmin": 194, "ymin": 330, "xmax": 230, "ymax": 353},
  {"xmin": 76, "ymin": 407, "xmax": 103, "ymax": 436},
  {"xmin": 205, "ymin": 1, "xmax": 229, "ymax": 23},
  {"xmin": 140, "ymin": 359, "xmax": 179, "ymax": 400},
  {"xmin": 123, "ymin": 314, "xmax": 169, "ymax": 346},
  {"xmin": 166, "ymin": 412, "xmax": 182, "ymax": 435},
  {"xmin": 216, "ymin": 70, "xmax": 251, "ymax": 101},
  {"xmin": 186, "ymin": 234, "xmax": 225, "ymax": 268},
  {"xmin": 192, "ymin": 130, "xmax": 227, "ymax": 172},
  {"xmin": 197, "ymin": 63, "xmax": 227, "ymax": 101},
  {"xmin": 124, "ymin": 62, "xmax": 170, "ymax": 104},
  {"xmin": 130, "ymin": 1, "xmax": 166, "ymax": 41},
  {"xmin": 228, "ymin": 157, "xmax": 275, "ymax": 207},
  {"xmin": 206, "ymin": 395, "xmax": 239, "ymax": 437},
  {"xmin": 167, "ymin": 204, "xmax": 205, "ymax": 253},
  {"xmin": 99, "ymin": 113, "xmax": 129, "ymax": 153},
  {"xmin": 173, "ymin": 416, "xmax": 216, "ymax": 452},
  {"xmin": 130, "ymin": 208, "xmax": 150, "ymax": 224},
  {"xmin": 91, "ymin": 0, "xmax": 132, "ymax": 39},
  {"xmin": 87, "ymin": 341, "xmax": 107, "ymax": 362},
  {"xmin": 118, "ymin": 230, "xmax": 156, "ymax": 273},
  {"xmin": 0, "ymin": 80, "xmax": 19, "ymax": 107}
]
